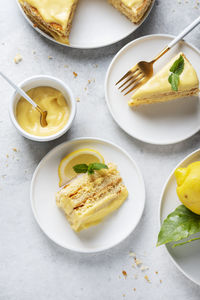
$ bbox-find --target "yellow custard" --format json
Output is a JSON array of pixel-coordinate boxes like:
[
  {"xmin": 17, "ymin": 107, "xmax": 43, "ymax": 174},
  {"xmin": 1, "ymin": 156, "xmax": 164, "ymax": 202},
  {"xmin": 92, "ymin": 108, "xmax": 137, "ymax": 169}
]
[
  {"xmin": 19, "ymin": 0, "xmax": 75, "ymax": 30},
  {"xmin": 122, "ymin": 0, "xmax": 144, "ymax": 8},
  {"xmin": 16, "ymin": 87, "xmax": 70, "ymax": 137}
]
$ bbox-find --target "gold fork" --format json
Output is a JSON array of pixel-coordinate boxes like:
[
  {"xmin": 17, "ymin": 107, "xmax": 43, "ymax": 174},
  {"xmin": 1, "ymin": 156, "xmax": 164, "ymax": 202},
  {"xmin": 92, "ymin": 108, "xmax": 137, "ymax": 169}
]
[{"xmin": 116, "ymin": 16, "xmax": 200, "ymax": 95}]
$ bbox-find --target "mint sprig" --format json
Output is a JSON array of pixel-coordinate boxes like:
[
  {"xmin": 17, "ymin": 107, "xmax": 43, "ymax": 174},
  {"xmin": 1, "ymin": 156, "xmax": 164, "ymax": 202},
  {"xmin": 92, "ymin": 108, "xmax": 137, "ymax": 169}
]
[
  {"xmin": 168, "ymin": 55, "xmax": 185, "ymax": 91},
  {"xmin": 73, "ymin": 163, "xmax": 108, "ymax": 175}
]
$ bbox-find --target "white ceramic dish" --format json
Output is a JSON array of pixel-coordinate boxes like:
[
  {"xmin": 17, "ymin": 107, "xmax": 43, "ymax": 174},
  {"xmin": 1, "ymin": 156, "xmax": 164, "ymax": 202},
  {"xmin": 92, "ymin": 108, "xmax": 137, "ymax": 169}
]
[
  {"xmin": 9, "ymin": 75, "xmax": 76, "ymax": 142},
  {"xmin": 105, "ymin": 34, "xmax": 200, "ymax": 145},
  {"xmin": 159, "ymin": 148, "xmax": 200, "ymax": 285},
  {"xmin": 16, "ymin": 0, "xmax": 155, "ymax": 49},
  {"xmin": 31, "ymin": 138, "xmax": 145, "ymax": 253}
]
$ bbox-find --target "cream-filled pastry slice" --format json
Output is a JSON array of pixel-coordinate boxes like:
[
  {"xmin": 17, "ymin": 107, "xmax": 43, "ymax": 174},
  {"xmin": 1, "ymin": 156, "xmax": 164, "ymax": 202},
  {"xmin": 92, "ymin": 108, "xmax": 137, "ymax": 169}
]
[
  {"xmin": 108, "ymin": 0, "xmax": 152, "ymax": 23},
  {"xmin": 18, "ymin": 0, "xmax": 79, "ymax": 44},
  {"xmin": 129, "ymin": 53, "xmax": 199, "ymax": 107},
  {"xmin": 56, "ymin": 163, "xmax": 128, "ymax": 232}
]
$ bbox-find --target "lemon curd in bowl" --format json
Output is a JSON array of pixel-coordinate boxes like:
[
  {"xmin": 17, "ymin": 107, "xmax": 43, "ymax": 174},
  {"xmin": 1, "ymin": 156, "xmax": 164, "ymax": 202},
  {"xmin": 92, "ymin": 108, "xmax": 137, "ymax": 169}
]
[{"xmin": 16, "ymin": 86, "xmax": 70, "ymax": 137}]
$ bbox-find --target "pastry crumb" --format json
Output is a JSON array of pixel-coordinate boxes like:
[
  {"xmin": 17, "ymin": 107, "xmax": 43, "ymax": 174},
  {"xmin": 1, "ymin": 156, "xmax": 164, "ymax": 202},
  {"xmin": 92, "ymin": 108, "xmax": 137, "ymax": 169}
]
[
  {"xmin": 48, "ymin": 56, "xmax": 53, "ymax": 60},
  {"xmin": 12, "ymin": 148, "xmax": 17, "ymax": 152},
  {"xmin": 160, "ymin": 279, "xmax": 162, "ymax": 284},
  {"xmin": 155, "ymin": 271, "xmax": 158, "ymax": 275},
  {"xmin": 133, "ymin": 288, "xmax": 136, "ymax": 292},
  {"xmin": 135, "ymin": 258, "xmax": 142, "ymax": 266},
  {"xmin": 6, "ymin": 154, "xmax": 9, "ymax": 158},
  {"xmin": 122, "ymin": 270, "xmax": 127, "ymax": 278},
  {"xmin": 76, "ymin": 97, "xmax": 80, "ymax": 102},
  {"xmin": 73, "ymin": 71, "xmax": 78, "ymax": 78},
  {"xmin": 14, "ymin": 54, "xmax": 22, "ymax": 64},
  {"xmin": 144, "ymin": 275, "xmax": 150, "ymax": 283}
]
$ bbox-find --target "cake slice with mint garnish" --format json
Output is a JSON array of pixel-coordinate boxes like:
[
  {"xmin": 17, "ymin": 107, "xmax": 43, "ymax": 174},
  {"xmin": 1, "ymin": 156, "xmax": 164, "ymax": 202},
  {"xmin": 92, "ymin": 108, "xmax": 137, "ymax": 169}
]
[{"xmin": 129, "ymin": 52, "xmax": 199, "ymax": 107}]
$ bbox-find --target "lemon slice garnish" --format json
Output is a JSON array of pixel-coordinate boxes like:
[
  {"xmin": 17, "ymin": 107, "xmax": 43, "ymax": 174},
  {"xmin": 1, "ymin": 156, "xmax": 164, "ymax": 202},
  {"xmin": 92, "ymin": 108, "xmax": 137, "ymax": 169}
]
[{"xmin": 58, "ymin": 148, "xmax": 104, "ymax": 187}]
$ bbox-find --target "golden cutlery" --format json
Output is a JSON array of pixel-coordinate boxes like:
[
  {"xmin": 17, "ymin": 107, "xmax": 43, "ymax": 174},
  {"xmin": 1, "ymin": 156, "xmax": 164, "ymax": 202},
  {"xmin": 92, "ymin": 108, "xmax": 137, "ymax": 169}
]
[{"xmin": 116, "ymin": 16, "xmax": 200, "ymax": 95}]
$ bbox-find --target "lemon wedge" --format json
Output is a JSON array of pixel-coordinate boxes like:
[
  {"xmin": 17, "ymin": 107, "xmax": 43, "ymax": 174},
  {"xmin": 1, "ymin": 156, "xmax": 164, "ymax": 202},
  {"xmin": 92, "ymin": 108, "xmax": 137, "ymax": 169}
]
[{"xmin": 58, "ymin": 148, "xmax": 104, "ymax": 187}]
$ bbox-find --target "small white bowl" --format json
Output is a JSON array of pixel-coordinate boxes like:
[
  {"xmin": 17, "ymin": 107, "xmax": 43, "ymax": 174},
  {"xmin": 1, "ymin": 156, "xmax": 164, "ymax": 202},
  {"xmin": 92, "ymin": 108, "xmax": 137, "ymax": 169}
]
[{"xmin": 9, "ymin": 75, "xmax": 76, "ymax": 142}]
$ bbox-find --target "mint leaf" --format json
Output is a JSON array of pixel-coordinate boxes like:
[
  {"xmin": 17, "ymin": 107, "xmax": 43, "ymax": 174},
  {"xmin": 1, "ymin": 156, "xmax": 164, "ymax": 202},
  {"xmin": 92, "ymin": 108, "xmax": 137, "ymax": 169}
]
[
  {"xmin": 170, "ymin": 73, "xmax": 179, "ymax": 91},
  {"xmin": 168, "ymin": 55, "xmax": 185, "ymax": 91},
  {"xmin": 89, "ymin": 163, "xmax": 108, "ymax": 171},
  {"xmin": 157, "ymin": 205, "xmax": 200, "ymax": 247},
  {"xmin": 170, "ymin": 55, "xmax": 184, "ymax": 75},
  {"xmin": 73, "ymin": 164, "xmax": 88, "ymax": 173},
  {"xmin": 73, "ymin": 163, "xmax": 108, "ymax": 175}
]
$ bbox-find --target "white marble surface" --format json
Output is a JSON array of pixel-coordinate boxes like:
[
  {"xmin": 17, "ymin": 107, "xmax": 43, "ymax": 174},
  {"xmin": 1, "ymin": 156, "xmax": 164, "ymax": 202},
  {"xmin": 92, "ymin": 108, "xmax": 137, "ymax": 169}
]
[{"xmin": 1, "ymin": 0, "xmax": 200, "ymax": 299}]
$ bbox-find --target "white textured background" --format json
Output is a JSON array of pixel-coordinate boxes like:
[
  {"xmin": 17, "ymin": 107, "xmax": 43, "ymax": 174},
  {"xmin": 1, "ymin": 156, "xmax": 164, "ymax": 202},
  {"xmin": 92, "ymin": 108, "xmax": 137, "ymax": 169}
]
[{"xmin": 1, "ymin": 0, "xmax": 200, "ymax": 299}]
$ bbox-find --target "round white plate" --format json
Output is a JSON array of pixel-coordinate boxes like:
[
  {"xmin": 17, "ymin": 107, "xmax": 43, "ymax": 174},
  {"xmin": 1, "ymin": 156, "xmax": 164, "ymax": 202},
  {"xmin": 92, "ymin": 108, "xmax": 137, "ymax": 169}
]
[
  {"xmin": 159, "ymin": 149, "xmax": 200, "ymax": 285},
  {"xmin": 16, "ymin": 0, "xmax": 154, "ymax": 49},
  {"xmin": 31, "ymin": 138, "xmax": 145, "ymax": 253},
  {"xmin": 105, "ymin": 34, "xmax": 200, "ymax": 145}
]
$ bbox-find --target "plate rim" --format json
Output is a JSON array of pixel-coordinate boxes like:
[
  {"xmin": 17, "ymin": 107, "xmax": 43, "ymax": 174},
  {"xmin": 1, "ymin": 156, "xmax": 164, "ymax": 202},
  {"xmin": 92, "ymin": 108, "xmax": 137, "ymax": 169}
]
[
  {"xmin": 105, "ymin": 33, "xmax": 200, "ymax": 145},
  {"xmin": 158, "ymin": 148, "xmax": 200, "ymax": 286},
  {"xmin": 16, "ymin": 0, "xmax": 155, "ymax": 49},
  {"xmin": 30, "ymin": 137, "xmax": 146, "ymax": 253}
]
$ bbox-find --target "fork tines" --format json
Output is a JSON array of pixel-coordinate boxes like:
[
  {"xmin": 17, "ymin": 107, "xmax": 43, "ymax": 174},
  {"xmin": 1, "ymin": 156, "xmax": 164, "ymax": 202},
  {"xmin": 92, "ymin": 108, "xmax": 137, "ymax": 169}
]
[{"xmin": 116, "ymin": 66, "xmax": 145, "ymax": 95}]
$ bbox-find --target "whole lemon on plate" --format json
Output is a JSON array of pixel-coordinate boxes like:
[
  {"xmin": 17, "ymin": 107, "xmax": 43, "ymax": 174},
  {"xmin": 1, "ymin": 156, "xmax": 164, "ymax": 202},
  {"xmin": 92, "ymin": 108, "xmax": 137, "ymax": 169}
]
[{"xmin": 175, "ymin": 161, "xmax": 200, "ymax": 215}]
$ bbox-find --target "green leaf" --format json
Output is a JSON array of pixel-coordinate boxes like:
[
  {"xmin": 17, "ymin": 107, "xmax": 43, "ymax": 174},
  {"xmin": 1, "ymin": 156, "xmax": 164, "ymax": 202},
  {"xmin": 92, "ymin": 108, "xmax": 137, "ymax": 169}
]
[
  {"xmin": 73, "ymin": 163, "xmax": 108, "ymax": 175},
  {"xmin": 170, "ymin": 73, "xmax": 179, "ymax": 91},
  {"xmin": 157, "ymin": 205, "xmax": 200, "ymax": 247},
  {"xmin": 73, "ymin": 164, "xmax": 88, "ymax": 173},
  {"xmin": 168, "ymin": 73, "xmax": 173, "ymax": 84},
  {"xmin": 89, "ymin": 163, "xmax": 108, "ymax": 171},
  {"xmin": 173, "ymin": 236, "xmax": 200, "ymax": 248},
  {"xmin": 169, "ymin": 55, "xmax": 184, "ymax": 75},
  {"xmin": 168, "ymin": 55, "xmax": 185, "ymax": 91}
]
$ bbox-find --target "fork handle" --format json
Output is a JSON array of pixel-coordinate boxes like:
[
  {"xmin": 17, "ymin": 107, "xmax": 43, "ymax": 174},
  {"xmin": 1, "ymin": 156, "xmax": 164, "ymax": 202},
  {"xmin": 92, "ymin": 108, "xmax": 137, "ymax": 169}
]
[{"xmin": 168, "ymin": 15, "xmax": 200, "ymax": 48}]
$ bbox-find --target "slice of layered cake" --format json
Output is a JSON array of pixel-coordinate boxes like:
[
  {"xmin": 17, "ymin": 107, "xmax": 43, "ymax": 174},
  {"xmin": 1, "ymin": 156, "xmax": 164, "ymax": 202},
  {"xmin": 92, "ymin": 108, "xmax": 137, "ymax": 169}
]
[
  {"xmin": 18, "ymin": 0, "xmax": 79, "ymax": 44},
  {"xmin": 108, "ymin": 0, "xmax": 152, "ymax": 23},
  {"xmin": 56, "ymin": 163, "xmax": 128, "ymax": 232},
  {"xmin": 129, "ymin": 53, "xmax": 199, "ymax": 107}
]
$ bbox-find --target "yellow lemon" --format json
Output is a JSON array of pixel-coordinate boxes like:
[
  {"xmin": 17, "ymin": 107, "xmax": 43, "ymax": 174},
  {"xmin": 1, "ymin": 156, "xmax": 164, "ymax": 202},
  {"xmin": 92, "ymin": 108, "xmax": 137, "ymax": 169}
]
[
  {"xmin": 175, "ymin": 161, "xmax": 200, "ymax": 215},
  {"xmin": 58, "ymin": 148, "xmax": 104, "ymax": 187}
]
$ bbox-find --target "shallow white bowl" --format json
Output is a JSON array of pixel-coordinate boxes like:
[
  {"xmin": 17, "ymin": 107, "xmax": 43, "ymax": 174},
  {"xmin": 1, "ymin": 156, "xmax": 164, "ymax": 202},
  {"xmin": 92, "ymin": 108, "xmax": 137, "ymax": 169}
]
[{"xmin": 9, "ymin": 75, "xmax": 76, "ymax": 142}]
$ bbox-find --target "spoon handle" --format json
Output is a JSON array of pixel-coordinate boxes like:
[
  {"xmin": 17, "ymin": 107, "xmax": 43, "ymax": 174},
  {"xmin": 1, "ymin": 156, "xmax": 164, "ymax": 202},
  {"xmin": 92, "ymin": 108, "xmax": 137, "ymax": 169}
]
[
  {"xmin": 0, "ymin": 71, "xmax": 37, "ymax": 108},
  {"xmin": 168, "ymin": 15, "xmax": 200, "ymax": 48}
]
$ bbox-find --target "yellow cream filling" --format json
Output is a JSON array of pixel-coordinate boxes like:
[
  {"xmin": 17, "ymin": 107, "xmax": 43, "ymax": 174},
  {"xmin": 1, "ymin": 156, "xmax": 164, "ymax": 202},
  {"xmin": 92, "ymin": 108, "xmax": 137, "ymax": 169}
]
[
  {"xmin": 122, "ymin": 0, "xmax": 144, "ymax": 10},
  {"xmin": 19, "ymin": 0, "xmax": 76, "ymax": 30},
  {"xmin": 16, "ymin": 87, "xmax": 70, "ymax": 137}
]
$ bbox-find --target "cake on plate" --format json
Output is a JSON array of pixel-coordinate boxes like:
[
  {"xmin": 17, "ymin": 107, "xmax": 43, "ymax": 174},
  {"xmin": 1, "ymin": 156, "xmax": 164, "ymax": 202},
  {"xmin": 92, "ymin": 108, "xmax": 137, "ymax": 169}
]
[
  {"xmin": 129, "ymin": 53, "xmax": 199, "ymax": 107},
  {"xmin": 18, "ymin": 0, "xmax": 152, "ymax": 44},
  {"xmin": 56, "ymin": 163, "xmax": 128, "ymax": 232}
]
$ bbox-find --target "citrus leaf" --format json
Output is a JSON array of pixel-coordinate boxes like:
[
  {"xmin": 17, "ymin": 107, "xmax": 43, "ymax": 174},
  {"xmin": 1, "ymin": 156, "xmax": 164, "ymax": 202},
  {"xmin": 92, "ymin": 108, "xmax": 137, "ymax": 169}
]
[{"xmin": 157, "ymin": 205, "xmax": 200, "ymax": 247}]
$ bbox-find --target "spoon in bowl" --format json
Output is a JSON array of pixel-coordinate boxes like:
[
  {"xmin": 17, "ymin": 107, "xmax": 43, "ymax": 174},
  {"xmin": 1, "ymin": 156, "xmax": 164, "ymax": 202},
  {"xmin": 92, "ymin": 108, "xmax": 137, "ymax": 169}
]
[{"xmin": 0, "ymin": 71, "xmax": 48, "ymax": 127}]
